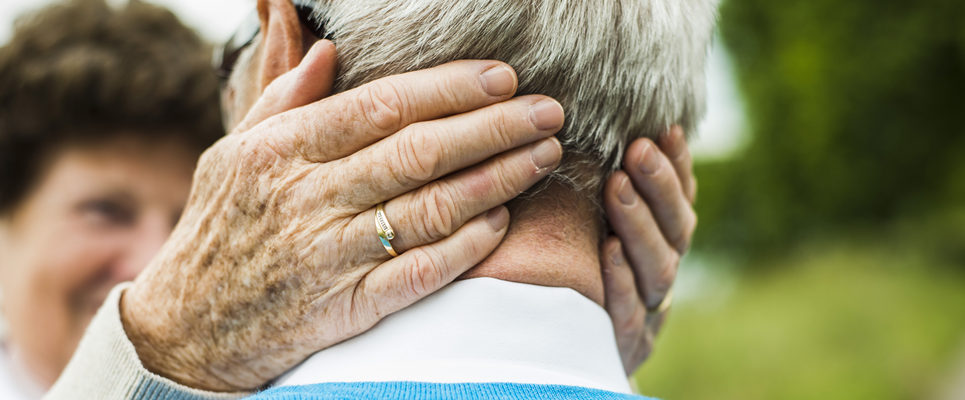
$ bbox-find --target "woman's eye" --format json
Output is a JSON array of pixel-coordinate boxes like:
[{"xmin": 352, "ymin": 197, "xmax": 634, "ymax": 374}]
[{"xmin": 80, "ymin": 199, "xmax": 135, "ymax": 226}]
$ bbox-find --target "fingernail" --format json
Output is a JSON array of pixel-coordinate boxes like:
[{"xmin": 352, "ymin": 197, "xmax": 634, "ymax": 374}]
[
  {"xmin": 638, "ymin": 142, "xmax": 660, "ymax": 175},
  {"xmin": 480, "ymin": 66, "xmax": 516, "ymax": 97},
  {"xmin": 617, "ymin": 176, "xmax": 637, "ymax": 206},
  {"xmin": 487, "ymin": 206, "xmax": 510, "ymax": 231},
  {"xmin": 530, "ymin": 99, "xmax": 565, "ymax": 130},
  {"xmin": 531, "ymin": 138, "xmax": 562, "ymax": 170},
  {"xmin": 610, "ymin": 246, "xmax": 625, "ymax": 267}
]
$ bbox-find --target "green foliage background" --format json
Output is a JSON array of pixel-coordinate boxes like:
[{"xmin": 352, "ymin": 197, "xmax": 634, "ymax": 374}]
[
  {"xmin": 632, "ymin": 1, "xmax": 965, "ymax": 398},
  {"xmin": 635, "ymin": 240, "xmax": 965, "ymax": 400},
  {"xmin": 694, "ymin": 0, "xmax": 965, "ymax": 258}
]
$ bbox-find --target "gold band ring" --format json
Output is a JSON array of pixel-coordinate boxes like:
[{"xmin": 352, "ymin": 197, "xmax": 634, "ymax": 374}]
[
  {"xmin": 375, "ymin": 202, "xmax": 399, "ymax": 257},
  {"xmin": 647, "ymin": 287, "xmax": 674, "ymax": 315}
]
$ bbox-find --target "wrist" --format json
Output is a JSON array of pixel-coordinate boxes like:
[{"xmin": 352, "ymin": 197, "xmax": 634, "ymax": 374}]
[{"xmin": 119, "ymin": 286, "xmax": 241, "ymax": 392}]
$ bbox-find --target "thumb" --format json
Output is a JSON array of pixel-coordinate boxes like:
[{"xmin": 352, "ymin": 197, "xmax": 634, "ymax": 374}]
[{"xmin": 233, "ymin": 39, "xmax": 338, "ymax": 134}]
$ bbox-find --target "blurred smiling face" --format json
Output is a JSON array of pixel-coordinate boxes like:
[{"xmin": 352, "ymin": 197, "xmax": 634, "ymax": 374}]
[{"xmin": 0, "ymin": 135, "xmax": 198, "ymax": 385}]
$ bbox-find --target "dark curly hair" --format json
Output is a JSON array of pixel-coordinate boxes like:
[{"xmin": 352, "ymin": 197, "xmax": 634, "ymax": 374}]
[{"xmin": 0, "ymin": 0, "xmax": 224, "ymax": 214}]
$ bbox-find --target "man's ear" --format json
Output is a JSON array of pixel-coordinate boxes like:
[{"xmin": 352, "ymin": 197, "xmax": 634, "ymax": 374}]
[{"xmin": 257, "ymin": 0, "xmax": 320, "ymax": 90}]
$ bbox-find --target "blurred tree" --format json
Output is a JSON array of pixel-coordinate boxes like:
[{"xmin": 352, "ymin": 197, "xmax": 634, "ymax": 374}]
[{"xmin": 696, "ymin": 0, "xmax": 965, "ymax": 258}]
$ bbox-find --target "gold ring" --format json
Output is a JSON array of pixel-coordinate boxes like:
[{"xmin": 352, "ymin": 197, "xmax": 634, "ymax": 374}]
[
  {"xmin": 647, "ymin": 287, "xmax": 674, "ymax": 314},
  {"xmin": 375, "ymin": 202, "xmax": 398, "ymax": 257}
]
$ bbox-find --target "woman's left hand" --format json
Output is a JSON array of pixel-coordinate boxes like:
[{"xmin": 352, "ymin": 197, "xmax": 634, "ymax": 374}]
[{"xmin": 601, "ymin": 125, "xmax": 698, "ymax": 374}]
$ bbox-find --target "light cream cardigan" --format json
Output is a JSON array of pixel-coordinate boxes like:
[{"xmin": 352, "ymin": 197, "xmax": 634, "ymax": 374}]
[{"xmin": 44, "ymin": 284, "xmax": 248, "ymax": 400}]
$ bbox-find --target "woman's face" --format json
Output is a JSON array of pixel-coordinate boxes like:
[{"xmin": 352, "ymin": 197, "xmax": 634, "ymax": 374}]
[{"xmin": 0, "ymin": 136, "xmax": 198, "ymax": 386}]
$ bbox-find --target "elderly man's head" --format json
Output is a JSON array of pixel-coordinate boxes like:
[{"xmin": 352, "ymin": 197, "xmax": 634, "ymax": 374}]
[
  {"xmin": 227, "ymin": 0, "xmax": 717, "ymax": 197},
  {"xmin": 217, "ymin": 0, "xmax": 718, "ymax": 307}
]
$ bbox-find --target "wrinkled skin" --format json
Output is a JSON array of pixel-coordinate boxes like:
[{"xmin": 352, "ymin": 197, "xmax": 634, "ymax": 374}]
[
  {"xmin": 601, "ymin": 125, "xmax": 698, "ymax": 374},
  {"xmin": 120, "ymin": 12, "xmax": 697, "ymax": 389},
  {"xmin": 122, "ymin": 55, "xmax": 566, "ymax": 391}
]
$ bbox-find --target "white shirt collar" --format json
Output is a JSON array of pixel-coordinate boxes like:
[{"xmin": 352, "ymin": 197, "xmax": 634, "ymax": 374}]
[{"xmin": 276, "ymin": 277, "xmax": 631, "ymax": 394}]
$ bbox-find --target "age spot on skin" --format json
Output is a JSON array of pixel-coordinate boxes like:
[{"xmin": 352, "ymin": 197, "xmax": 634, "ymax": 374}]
[{"xmin": 198, "ymin": 238, "xmax": 222, "ymax": 272}]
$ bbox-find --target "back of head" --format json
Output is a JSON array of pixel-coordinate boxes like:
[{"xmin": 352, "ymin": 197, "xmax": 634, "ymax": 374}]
[
  {"xmin": 0, "ymin": 0, "xmax": 223, "ymax": 214},
  {"xmin": 313, "ymin": 0, "xmax": 718, "ymax": 199}
]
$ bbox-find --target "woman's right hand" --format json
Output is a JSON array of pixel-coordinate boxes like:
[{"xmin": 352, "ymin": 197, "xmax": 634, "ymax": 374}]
[{"xmin": 120, "ymin": 42, "xmax": 564, "ymax": 392}]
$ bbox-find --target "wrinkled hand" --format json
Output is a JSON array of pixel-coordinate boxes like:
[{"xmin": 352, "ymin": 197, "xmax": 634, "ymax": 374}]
[
  {"xmin": 120, "ymin": 43, "xmax": 565, "ymax": 391},
  {"xmin": 601, "ymin": 126, "xmax": 697, "ymax": 374}
]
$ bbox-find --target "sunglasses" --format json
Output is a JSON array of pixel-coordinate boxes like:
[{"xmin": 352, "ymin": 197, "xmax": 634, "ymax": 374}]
[{"xmin": 214, "ymin": 0, "xmax": 333, "ymax": 81}]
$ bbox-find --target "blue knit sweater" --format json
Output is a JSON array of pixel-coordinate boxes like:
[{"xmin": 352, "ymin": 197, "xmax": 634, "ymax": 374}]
[{"xmin": 247, "ymin": 382, "xmax": 655, "ymax": 399}]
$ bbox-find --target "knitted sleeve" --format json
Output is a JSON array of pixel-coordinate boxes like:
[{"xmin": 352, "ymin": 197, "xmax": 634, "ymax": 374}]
[{"xmin": 43, "ymin": 283, "xmax": 249, "ymax": 400}]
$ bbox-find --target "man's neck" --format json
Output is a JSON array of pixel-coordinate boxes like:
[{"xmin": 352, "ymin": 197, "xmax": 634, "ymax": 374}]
[
  {"xmin": 277, "ymin": 187, "xmax": 627, "ymax": 391},
  {"xmin": 459, "ymin": 183, "xmax": 606, "ymax": 306},
  {"xmin": 276, "ymin": 278, "xmax": 631, "ymax": 392}
]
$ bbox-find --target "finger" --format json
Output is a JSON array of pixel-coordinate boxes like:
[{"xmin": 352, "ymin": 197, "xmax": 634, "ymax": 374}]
[
  {"xmin": 234, "ymin": 40, "xmax": 338, "ymax": 134},
  {"xmin": 623, "ymin": 138, "xmax": 697, "ymax": 254},
  {"xmin": 657, "ymin": 125, "xmax": 697, "ymax": 204},
  {"xmin": 604, "ymin": 171, "xmax": 679, "ymax": 309},
  {"xmin": 350, "ymin": 137, "xmax": 561, "ymax": 258},
  {"xmin": 329, "ymin": 95, "xmax": 564, "ymax": 207},
  {"xmin": 355, "ymin": 207, "xmax": 510, "ymax": 320},
  {"xmin": 601, "ymin": 237, "xmax": 652, "ymax": 374},
  {"xmin": 271, "ymin": 60, "xmax": 521, "ymax": 162},
  {"xmin": 645, "ymin": 308, "xmax": 668, "ymax": 338}
]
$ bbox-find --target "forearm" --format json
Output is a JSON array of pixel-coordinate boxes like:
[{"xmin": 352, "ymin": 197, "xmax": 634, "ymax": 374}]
[{"xmin": 44, "ymin": 283, "xmax": 249, "ymax": 400}]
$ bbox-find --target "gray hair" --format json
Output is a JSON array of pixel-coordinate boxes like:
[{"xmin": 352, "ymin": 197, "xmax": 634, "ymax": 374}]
[{"xmin": 313, "ymin": 0, "xmax": 718, "ymax": 194}]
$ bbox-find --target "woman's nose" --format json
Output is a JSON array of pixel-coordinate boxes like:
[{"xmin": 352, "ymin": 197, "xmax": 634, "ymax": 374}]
[{"xmin": 115, "ymin": 212, "xmax": 173, "ymax": 282}]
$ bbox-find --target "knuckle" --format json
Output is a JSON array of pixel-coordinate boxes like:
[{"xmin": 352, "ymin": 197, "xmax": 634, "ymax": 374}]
[
  {"xmin": 653, "ymin": 252, "xmax": 680, "ymax": 294},
  {"xmin": 357, "ymin": 81, "xmax": 406, "ymax": 131},
  {"xmin": 245, "ymin": 146, "xmax": 286, "ymax": 177},
  {"xmin": 672, "ymin": 145, "xmax": 691, "ymax": 165},
  {"xmin": 393, "ymin": 129, "xmax": 442, "ymax": 185},
  {"xmin": 672, "ymin": 211, "xmax": 698, "ymax": 251},
  {"xmin": 420, "ymin": 184, "xmax": 458, "ymax": 241},
  {"xmin": 485, "ymin": 106, "xmax": 517, "ymax": 149},
  {"xmin": 609, "ymin": 273, "xmax": 638, "ymax": 302},
  {"xmin": 253, "ymin": 135, "xmax": 290, "ymax": 166},
  {"xmin": 463, "ymin": 232, "xmax": 488, "ymax": 259},
  {"xmin": 405, "ymin": 248, "xmax": 445, "ymax": 298},
  {"xmin": 685, "ymin": 212, "xmax": 698, "ymax": 238},
  {"xmin": 665, "ymin": 250, "xmax": 681, "ymax": 274},
  {"xmin": 208, "ymin": 136, "xmax": 277, "ymax": 176},
  {"xmin": 488, "ymin": 158, "xmax": 524, "ymax": 198},
  {"xmin": 435, "ymin": 72, "xmax": 468, "ymax": 111},
  {"xmin": 619, "ymin": 307, "xmax": 647, "ymax": 337}
]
